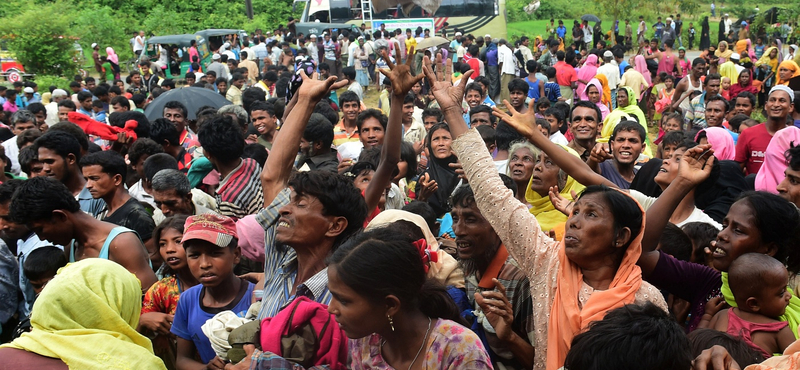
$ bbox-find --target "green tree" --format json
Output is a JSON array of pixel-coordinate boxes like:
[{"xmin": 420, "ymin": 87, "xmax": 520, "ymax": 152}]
[
  {"xmin": 0, "ymin": 3, "xmax": 77, "ymax": 76},
  {"xmin": 595, "ymin": 0, "xmax": 642, "ymax": 28}
]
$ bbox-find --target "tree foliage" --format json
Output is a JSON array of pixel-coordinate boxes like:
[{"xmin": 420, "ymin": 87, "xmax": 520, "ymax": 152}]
[
  {"xmin": 0, "ymin": 0, "xmax": 299, "ymax": 76},
  {"xmin": 0, "ymin": 3, "xmax": 77, "ymax": 76}
]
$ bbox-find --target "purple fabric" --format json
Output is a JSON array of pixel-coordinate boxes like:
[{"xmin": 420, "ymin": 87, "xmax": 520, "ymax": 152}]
[{"xmin": 647, "ymin": 251, "xmax": 722, "ymax": 332}]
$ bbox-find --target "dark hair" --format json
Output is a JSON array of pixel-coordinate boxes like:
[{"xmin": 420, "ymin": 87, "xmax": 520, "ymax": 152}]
[
  {"xmin": 611, "ymin": 120, "xmax": 646, "ymax": 142},
  {"xmin": 22, "ymin": 246, "xmax": 67, "ymax": 282},
  {"xmin": 705, "ymin": 73, "xmax": 721, "ymax": 85},
  {"xmin": 18, "ymin": 146, "xmax": 39, "ymax": 177},
  {"xmin": 10, "ymin": 177, "xmax": 81, "ymax": 224},
  {"xmin": 422, "ymin": 108, "xmax": 443, "ymax": 122},
  {"xmin": 543, "ymin": 107, "xmax": 565, "ymax": 124},
  {"xmin": 79, "ymin": 150, "xmax": 128, "ymax": 183},
  {"xmin": 242, "ymin": 143, "xmax": 268, "ymax": 167},
  {"xmin": 536, "ymin": 118, "xmax": 551, "ymax": 132},
  {"xmin": 571, "ymin": 100, "xmax": 603, "ymax": 123},
  {"xmin": 661, "ymin": 131, "xmax": 686, "ymax": 148},
  {"xmin": 108, "ymin": 111, "xmax": 151, "ymax": 139},
  {"xmin": 658, "ymin": 223, "xmax": 693, "ymax": 262},
  {"xmin": 26, "ymin": 103, "xmax": 45, "ymax": 118},
  {"xmin": 77, "ymin": 91, "xmax": 93, "ymax": 102},
  {"xmin": 288, "ymin": 171, "xmax": 367, "ymax": 248},
  {"xmin": 399, "ymin": 141, "xmax": 418, "ymax": 182},
  {"xmin": 110, "ymin": 95, "xmax": 129, "ymax": 109},
  {"xmin": 736, "ymin": 192, "xmax": 800, "ymax": 274},
  {"xmin": 688, "ymin": 329, "xmax": 764, "ymax": 368},
  {"xmin": 544, "ymin": 66, "xmax": 557, "ymax": 79},
  {"xmin": 313, "ymin": 101, "xmax": 339, "ymax": 129},
  {"xmin": 16, "ymin": 128, "xmax": 42, "ymax": 149},
  {"xmin": 126, "ymin": 138, "xmax": 163, "ymax": 168},
  {"xmin": 564, "ymin": 302, "xmax": 692, "ymax": 370},
  {"xmin": 465, "ymin": 82, "xmax": 483, "ymax": 97},
  {"xmin": 33, "ymin": 130, "xmax": 82, "ymax": 162},
  {"xmin": 342, "ymin": 66, "xmax": 356, "ymax": 81},
  {"xmin": 508, "ymin": 78, "xmax": 528, "ymax": 94},
  {"xmin": 469, "ymin": 105, "xmax": 496, "ymax": 125},
  {"xmin": 402, "ymin": 201, "xmax": 438, "ymax": 236},
  {"xmin": 0, "ymin": 179, "xmax": 24, "ymax": 204},
  {"xmin": 578, "ymin": 186, "xmax": 643, "ymax": 251},
  {"xmin": 526, "ymin": 60, "xmax": 538, "ymax": 74},
  {"xmin": 356, "ymin": 109, "xmax": 388, "ymax": 132},
  {"xmin": 681, "ymin": 222, "xmax": 719, "ymax": 264},
  {"xmin": 242, "ymin": 88, "xmax": 267, "ymax": 113},
  {"xmin": 328, "ymin": 227, "xmax": 464, "ymax": 323},
  {"xmin": 150, "ymin": 118, "xmax": 180, "ymax": 146},
  {"xmin": 143, "ymin": 153, "xmax": 179, "ymax": 182},
  {"xmin": 704, "ymin": 94, "xmax": 730, "ymax": 112},
  {"xmin": 494, "ymin": 121, "xmax": 524, "ymax": 151},
  {"xmin": 734, "ymin": 91, "xmax": 756, "ymax": 109},
  {"xmin": 198, "ymin": 114, "xmax": 245, "ymax": 162},
  {"xmin": 786, "ymin": 144, "xmax": 800, "ymax": 172},
  {"xmin": 304, "ymin": 113, "xmax": 334, "ymax": 149},
  {"xmin": 163, "ymin": 100, "xmax": 188, "ymax": 118},
  {"xmin": 339, "ymin": 90, "xmax": 360, "ymax": 106}
]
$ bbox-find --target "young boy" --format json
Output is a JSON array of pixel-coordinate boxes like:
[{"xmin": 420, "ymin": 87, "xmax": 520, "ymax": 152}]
[
  {"xmin": 171, "ymin": 214, "xmax": 254, "ymax": 369},
  {"xmin": 12, "ymin": 246, "xmax": 67, "ymax": 339},
  {"xmin": 543, "ymin": 107, "xmax": 569, "ymax": 145},
  {"xmin": 543, "ymin": 67, "xmax": 563, "ymax": 104},
  {"xmin": 91, "ymin": 100, "xmax": 107, "ymax": 122}
]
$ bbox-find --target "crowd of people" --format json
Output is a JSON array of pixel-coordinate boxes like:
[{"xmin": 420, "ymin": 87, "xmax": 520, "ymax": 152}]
[{"xmin": 0, "ymin": 15, "xmax": 800, "ymax": 370}]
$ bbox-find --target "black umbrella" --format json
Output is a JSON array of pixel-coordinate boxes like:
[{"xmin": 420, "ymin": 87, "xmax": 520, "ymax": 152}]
[
  {"xmin": 144, "ymin": 86, "xmax": 231, "ymax": 121},
  {"xmin": 581, "ymin": 14, "xmax": 601, "ymax": 23}
]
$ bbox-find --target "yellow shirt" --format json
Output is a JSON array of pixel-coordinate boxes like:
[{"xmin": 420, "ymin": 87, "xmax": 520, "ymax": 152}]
[{"xmin": 405, "ymin": 37, "xmax": 417, "ymax": 54}]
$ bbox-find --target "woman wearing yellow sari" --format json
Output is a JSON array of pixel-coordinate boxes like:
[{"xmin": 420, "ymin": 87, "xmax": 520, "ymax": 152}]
[
  {"xmin": 715, "ymin": 41, "xmax": 733, "ymax": 63},
  {"xmin": 525, "ymin": 144, "xmax": 585, "ymax": 238}
]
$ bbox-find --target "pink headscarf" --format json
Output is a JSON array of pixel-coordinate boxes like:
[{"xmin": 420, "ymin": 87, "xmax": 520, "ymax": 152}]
[
  {"xmin": 106, "ymin": 47, "xmax": 118, "ymax": 64},
  {"xmin": 576, "ymin": 54, "xmax": 598, "ymax": 98},
  {"xmin": 755, "ymin": 127, "xmax": 800, "ymax": 193},
  {"xmin": 578, "ymin": 78, "xmax": 611, "ymax": 119},
  {"xmin": 696, "ymin": 127, "xmax": 735, "ymax": 161},
  {"xmin": 745, "ymin": 39, "xmax": 756, "ymax": 61},
  {"xmin": 634, "ymin": 55, "xmax": 651, "ymax": 85}
]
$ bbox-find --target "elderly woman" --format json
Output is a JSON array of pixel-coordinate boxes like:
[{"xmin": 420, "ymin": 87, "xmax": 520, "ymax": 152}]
[
  {"xmin": 507, "ymin": 141, "xmax": 539, "ymax": 205},
  {"xmin": 715, "ymin": 41, "xmax": 733, "ymax": 63},
  {"xmin": 422, "ymin": 56, "xmax": 669, "ymax": 370},
  {"xmin": 0, "ymin": 259, "xmax": 167, "ymax": 369}
]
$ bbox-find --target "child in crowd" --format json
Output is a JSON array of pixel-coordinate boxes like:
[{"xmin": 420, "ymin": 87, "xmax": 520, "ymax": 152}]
[
  {"xmin": 701, "ymin": 253, "xmax": 795, "ymax": 358},
  {"xmin": 655, "ymin": 112, "xmax": 684, "ymax": 158},
  {"xmin": 534, "ymin": 99, "xmax": 551, "ymax": 119},
  {"xmin": 543, "ymin": 67, "xmax": 563, "ymax": 103},
  {"xmin": 12, "ymin": 246, "xmax": 67, "ymax": 339},
  {"xmin": 682, "ymin": 221, "xmax": 720, "ymax": 267},
  {"xmin": 91, "ymin": 100, "xmax": 107, "ymax": 123},
  {"xmin": 171, "ymin": 214, "xmax": 254, "ymax": 369},
  {"xmin": 140, "ymin": 215, "xmax": 196, "ymax": 369},
  {"xmin": 720, "ymin": 76, "xmax": 732, "ymax": 100}
]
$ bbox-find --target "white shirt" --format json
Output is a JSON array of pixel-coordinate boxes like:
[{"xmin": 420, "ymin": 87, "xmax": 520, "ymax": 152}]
[
  {"xmin": 597, "ymin": 60, "xmax": 621, "ymax": 89},
  {"xmin": 134, "ymin": 35, "xmax": 144, "ymax": 52},
  {"xmin": 498, "ymin": 44, "xmax": 516, "ymax": 75},
  {"xmin": 45, "ymin": 101, "xmax": 60, "ymax": 126},
  {"xmin": 347, "ymin": 42, "xmax": 359, "ymax": 67},
  {"xmin": 549, "ymin": 131, "xmax": 569, "ymax": 146},
  {"xmin": 2, "ymin": 137, "xmax": 19, "ymax": 175}
]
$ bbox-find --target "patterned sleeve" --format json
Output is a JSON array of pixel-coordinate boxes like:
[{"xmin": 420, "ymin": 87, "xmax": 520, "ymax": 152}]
[
  {"xmin": 141, "ymin": 280, "xmax": 164, "ymax": 314},
  {"xmin": 451, "ymin": 129, "xmax": 559, "ymax": 276},
  {"xmin": 430, "ymin": 320, "xmax": 493, "ymax": 370}
]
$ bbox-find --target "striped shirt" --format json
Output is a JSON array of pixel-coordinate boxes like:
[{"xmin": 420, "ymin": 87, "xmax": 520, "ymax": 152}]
[
  {"xmin": 332, "ymin": 121, "xmax": 360, "ymax": 147},
  {"xmin": 215, "ymin": 158, "xmax": 263, "ymax": 221},
  {"xmin": 256, "ymin": 188, "xmax": 332, "ymax": 320},
  {"xmin": 465, "ymin": 255, "xmax": 535, "ymax": 370}
]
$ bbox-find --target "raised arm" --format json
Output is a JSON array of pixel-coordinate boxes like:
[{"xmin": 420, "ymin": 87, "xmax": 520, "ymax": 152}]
[
  {"xmin": 638, "ymin": 145, "xmax": 715, "ymax": 276},
  {"xmin": 364, "ymin": 48, "xmax": 424, "ymax": 211},
  {"xmin": 492, "ymin": 101, "xmax": 615, "ymax": 188},
  {"xmin": 260, "ymin": 71, "xmax": 348, "ymax": 206},
  {"xmin": 422, "ymin": 55, "xmax": 556, "ymax": 273}
]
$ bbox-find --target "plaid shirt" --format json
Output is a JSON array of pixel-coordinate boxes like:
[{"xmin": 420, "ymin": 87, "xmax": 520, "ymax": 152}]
[
  {"xmin": 465, "ymin": 254, "xmax": 535, "ymax": 370},
  {"xmin": 256, "ymin": 188, "xmax": 332, "ymax": 320}
]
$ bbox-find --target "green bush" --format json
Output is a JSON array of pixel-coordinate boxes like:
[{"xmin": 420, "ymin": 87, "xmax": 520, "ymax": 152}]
[
  {"xmin": 33, "ymin": 75, "xmax": 72, "ymax": 91},
  {"xmin": 0, "ymin": 4, "xmax": 77, "ymax": 77}
]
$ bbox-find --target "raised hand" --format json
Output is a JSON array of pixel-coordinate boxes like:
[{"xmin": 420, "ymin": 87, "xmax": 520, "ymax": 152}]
[
  {"xmin": 548, "ymin": 186, "xmax": 577, "ymax": 216},
  {"xmin": 474, "ymin": 279, "xmax": 515, "ymax": 342},
  {"xmin": 588, "ymin": 142, "xmax": 613, "ymax": 164},
  {"xmin": 296, "ymin": 69, "xmax": 348, "ymax": 101},
  {"xmin": 491, "ymin": 99, "xmax": 539, "ymax": 139},
  {"xmin": 416, "ymin": 173, "xmax": 439, "ymax": 202},
  {"xmin": 380, "ymin": 46, "xmax": 424, "ymax": 97},
  {"xmin": 422, "ymin": 54, "xmax": 472, "ymax": 113},
  {"xmin": 677, "ymin": 144, "xmax": 716, "ymax": 186},
  {"xmin": 691, "ymin": 345, "xmax": 741, "ymax": 370}
]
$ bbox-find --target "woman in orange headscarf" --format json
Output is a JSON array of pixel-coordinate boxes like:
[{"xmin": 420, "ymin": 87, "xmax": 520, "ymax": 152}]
[
  {"xmin": 594, "ymin": 73, "xmax": 612, "ymax": 110},
  {"xmin": 777, "ymin": 60, "xmax": 800, "ymax": 86}
]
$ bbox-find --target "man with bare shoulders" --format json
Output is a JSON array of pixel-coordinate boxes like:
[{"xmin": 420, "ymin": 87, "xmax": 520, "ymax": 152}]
[
  {"xmin": 671, "ymin": 58, "xmax": 706, "ymax": 117},
  {"xmin": 10, "ymin": 176, "xmax": 157, "ymax": 291}
]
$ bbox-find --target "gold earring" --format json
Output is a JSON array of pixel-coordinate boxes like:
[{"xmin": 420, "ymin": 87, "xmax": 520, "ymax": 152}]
[{"xmin": 387, "ymin": 314, "xmax": 395, "ymax": 332}]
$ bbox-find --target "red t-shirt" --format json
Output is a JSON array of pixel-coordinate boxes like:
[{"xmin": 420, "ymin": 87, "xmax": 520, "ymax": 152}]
[
  {"xmin": 554, "ymin": 61, "xmax": 577, "ymax": 87},
  {"xmin": 734, "ymin": 123, "xmax": 773, "ymax": 175}
]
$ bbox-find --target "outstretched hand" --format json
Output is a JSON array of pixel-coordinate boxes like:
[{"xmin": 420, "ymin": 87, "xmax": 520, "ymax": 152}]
[
  {"xmin": 380, "ymin": 46, "xmax": 424, "ymax": 97},
  {"xmin": 422, "ymin": 54, "xmax": 472, "ymax": 112},
  {"xmin": 548, "ymin": 186, "xmax": 579, "ymax": 216},
  {"xmin": 474, "ymin": 279, "xmax": 515, "ymax": 342},
  {"xmin": 492, "ymin": 99, "xmax": 539, "ymax": 139},
  {"xmin": 296, "ymin": 70, "xmax": 348, "ymax": 101},
  {"xmin": 677, "ymin": 144, "xmax": 716, "ymax": 186}
]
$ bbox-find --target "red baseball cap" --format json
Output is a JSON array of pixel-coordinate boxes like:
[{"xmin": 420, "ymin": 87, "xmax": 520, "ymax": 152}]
[{"xmin": 181, "ymin": 214, "xmax": 238, "ymax": 248}]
